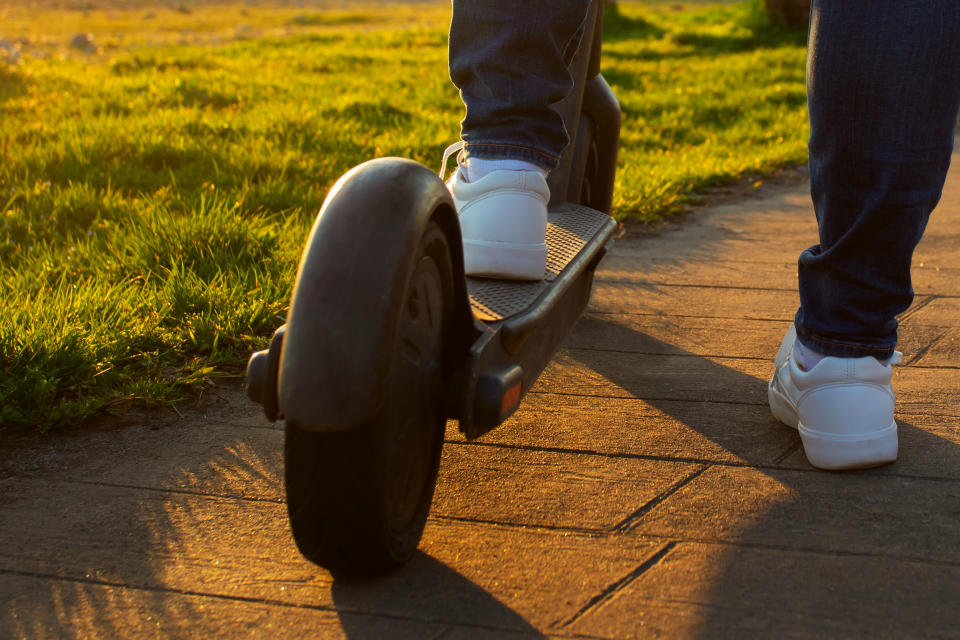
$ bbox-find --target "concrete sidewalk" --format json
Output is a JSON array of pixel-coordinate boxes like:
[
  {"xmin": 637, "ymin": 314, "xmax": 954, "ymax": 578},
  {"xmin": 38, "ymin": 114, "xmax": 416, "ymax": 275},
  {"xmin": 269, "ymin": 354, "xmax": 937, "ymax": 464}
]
[{"xmin": 3, "ymin": 150, "xmax": 959, "ymax": 638}]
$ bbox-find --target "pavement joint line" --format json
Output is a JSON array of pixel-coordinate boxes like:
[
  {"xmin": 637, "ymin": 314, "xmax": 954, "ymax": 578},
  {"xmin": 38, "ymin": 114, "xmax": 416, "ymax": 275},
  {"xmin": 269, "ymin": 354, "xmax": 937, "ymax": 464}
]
[
  {"xmin": 15, "ymin": 443, "xmax": 960, "ymax": 515},
  {"xmin": 564, "ymin": 346, "xmax": 773, "ymax": 361},
  {"xmin": 527, "ymin": 390, "xmax": 768, "ymax": 407},
  {"xmin": 896, "ymin": 410, "xmax": 960, "ymax": 419},
  {"xmin": 432, "ymin": 626, "xmax": 565, "ymax": 640},
  {"xmin": 194, "ymin": 421, "xmax": 284, "ymax": 432},
  {"xmin": 892, "ymin": 364, "xmax": 960, "ymax": 370},
  {"xmin": 597, "ymin": 278, "xmax": 960, "ymax": 301},
  {"xmin": 604, "ymin": 254, "xmax": 805, "ymax": 266},
  {"xmin": 903, "ymin": 332, "xmax": 949, "ymax": 366},
  {"xmin": 595, "ymin": 278, "xmax": 799, "ymax": 292},
  {"xmin": 192, "ymin": 390, "xmax": 960, "ymax": 439},
  {"xmin": 897, "ymin": 294, "xmax": 940, "ymax": 322},
  {"xmin": 903, "ymin": 293, "xmax": 960, "ymax": 300},
  {"xmin": 445, "ymin": 440, "xmax": 960, "ymax": 484},
  {"xmin": 630, "ymin": 534, "xmax": 960, "ymax": 569},
  {"xmin": 422, "ymin": 626, "xmax": 455, "ymax": 640},
  {"xmin": 0, "ymin": 567, "xmax": 338, "ymax": 612},
  {"xmin": 611, "ymin": 466, "xmax": 711, "ymax": 534},
  {"xmin": 584, "ymin": 310, "xmax": 797, "ymax": 323},
  {"xmin": 582, "ymin": 311, "xmax": 793, "ymax": 323},
  {"xmin": 0, "ymin": 568, "xmax": 540, "ymax": 635},
  {"xmin": 431, "ymin": 625, "xmax": 459, "ymax": 640},
  {"xmin": 28, "ymin": 478, "xmax": 286, "ymax": 505},
  {"xmin": 554, "ymin": 541, "xmax": 678, "ymax": 629},
  {"xmin": 431, "ymin": 514, "xmax": 605, "ymax": 536},
  {"xmin": 772, "ymin": 441, "xmax": 802, "ymax": 464},
  {"xmin": 448, "ymin": 439, "xmax": 754, "ymax": 468},
  {"xmin": 562, "ymin": 345, "xmax": 960, "ymax": 371},
  {"xmin": 583, "ymin": 309, "xmax": 960, "ymax": 332},
  {"xmin": 552, "ymin": 351, "xmax": 958, "ymax": 372},
  {"xmin": 432, "ymin": 624, "xmax": 610, "ymax": 640},
  {"xmin": 827, "ymin": 471, "xmax": 960, "ymax": 484},
  {"xmin": 139, "ymin": 418, "xmax": 282, "ymax": 432}
]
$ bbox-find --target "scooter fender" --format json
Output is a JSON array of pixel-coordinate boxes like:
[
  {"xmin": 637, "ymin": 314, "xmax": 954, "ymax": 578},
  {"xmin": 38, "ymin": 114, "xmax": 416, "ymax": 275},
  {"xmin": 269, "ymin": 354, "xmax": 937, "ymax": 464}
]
[{"xmin": 278, "ymin": 158, "xmax": 463, "ymax": 431}]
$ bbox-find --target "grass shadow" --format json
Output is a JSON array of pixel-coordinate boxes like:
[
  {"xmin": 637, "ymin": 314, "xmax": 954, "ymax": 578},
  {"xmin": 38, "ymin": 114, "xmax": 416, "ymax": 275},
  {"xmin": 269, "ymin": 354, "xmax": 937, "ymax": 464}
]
[
  {"xmin": 670, "ymin": 26, "xmax": 806, "ymax": 54},
  {"xmin": 603, "ymin": 8, "xmax": 666, "ymax": 42},
  {"xmin": 0, "ymin": 65, "xmax": 27, "ymax": 106},
  {"xmin": 603, "ymin": 1, "xmax": 807, "ymax": 59}
]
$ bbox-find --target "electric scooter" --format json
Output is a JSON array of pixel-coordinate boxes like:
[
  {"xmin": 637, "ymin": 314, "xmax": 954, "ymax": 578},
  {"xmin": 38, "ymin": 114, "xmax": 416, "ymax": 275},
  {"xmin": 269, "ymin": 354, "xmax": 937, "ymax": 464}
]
[{"xmin": 246, "ymin": 0, "xmax": 619, "ymax": 576}]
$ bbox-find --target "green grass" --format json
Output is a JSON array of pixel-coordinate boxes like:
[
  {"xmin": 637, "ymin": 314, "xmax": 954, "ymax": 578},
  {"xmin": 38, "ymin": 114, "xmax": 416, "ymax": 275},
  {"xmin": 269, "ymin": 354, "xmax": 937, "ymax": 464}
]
[{"xmin": 0, "ymin": 1, "xmax": 809, "ymax": 431}]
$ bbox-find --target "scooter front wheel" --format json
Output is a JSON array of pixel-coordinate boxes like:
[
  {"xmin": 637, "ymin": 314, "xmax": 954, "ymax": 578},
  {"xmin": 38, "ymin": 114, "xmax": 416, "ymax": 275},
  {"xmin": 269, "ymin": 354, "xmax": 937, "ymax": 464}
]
[{"xmin": 284, "ymin": 221, "xmax": 453, "ymax": 576}]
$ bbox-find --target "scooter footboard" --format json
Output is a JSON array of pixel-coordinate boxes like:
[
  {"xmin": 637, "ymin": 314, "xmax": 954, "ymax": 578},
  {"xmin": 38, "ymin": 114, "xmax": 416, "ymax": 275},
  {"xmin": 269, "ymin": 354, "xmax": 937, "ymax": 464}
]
[{"xmin": 459, "ymin": 203, "xmax": 617, "ymax": 439}]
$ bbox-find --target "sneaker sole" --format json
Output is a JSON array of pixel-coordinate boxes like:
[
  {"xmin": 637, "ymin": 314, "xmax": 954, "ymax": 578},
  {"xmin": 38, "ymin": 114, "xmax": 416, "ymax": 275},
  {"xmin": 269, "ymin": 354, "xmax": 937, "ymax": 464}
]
[
  {"xmin": 463, "ymin": 239, "xmax": 547, "ymax": 281},
  {"xmin": 798, "ymin": 420, "xmax": 898, "ymax": 471},
  {"xmin": 768, "ymin": 378, "xmax": 898, "ymax": 471}
]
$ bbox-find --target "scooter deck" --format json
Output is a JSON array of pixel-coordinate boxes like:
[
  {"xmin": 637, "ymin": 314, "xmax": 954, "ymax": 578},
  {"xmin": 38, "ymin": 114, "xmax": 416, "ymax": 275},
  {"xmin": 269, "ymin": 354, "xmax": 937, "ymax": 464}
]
[{"xmin": 467, "ymin": 203, "xmax": 615, "ymax": 322}]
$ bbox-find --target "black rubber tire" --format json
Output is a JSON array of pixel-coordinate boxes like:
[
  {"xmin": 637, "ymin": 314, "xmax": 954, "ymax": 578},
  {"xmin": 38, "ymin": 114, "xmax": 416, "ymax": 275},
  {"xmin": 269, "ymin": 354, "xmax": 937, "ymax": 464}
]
[{"xmin": 284, "ymin": 221, "xmax": 453, "ymax": 577}]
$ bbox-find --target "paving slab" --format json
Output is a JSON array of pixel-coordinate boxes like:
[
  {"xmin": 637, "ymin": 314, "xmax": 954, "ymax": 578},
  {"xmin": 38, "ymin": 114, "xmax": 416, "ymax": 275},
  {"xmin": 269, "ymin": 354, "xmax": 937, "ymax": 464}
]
[
  {"xmin": 534, "ymin": 350, "xmax": 960, "ymax": 419},
  {"xmin": 631, "ymin": 464, "xmax": 960, "ymax": 561},
  {"xmin": 776, "ymin": 414, "xmax": 960, "ymax": 479},
  {"xmin": 3, "ymin": 145, "xmax": 959, "ymax": 637},
  {"xmin": 2, "ymin": 574, "xmax": 445, "ymax": 640},
  {"xmin": 565, "ymin": 313, "xmax": 791, "ymax": 359},
  {"xmin": 590, "ymin": 281, "xmax": 802, "ymax": 319},
  {"xmin": 596, "ymin": 256, "xmax": 960, "ymax": 295},
  {"xmin": 460, "ymin": 394, "xmax": 798, "ymax": 466},
  {"xmin": 433, "ymin": 445, "xmax": 702, "ymax": 532},
  {"xmin": 567, "ymin": 542, "xmax": 960, "ymax": 639},
  {"xmin": 0, "ymin": 473, "xmax": 661, "ymax": 636}
]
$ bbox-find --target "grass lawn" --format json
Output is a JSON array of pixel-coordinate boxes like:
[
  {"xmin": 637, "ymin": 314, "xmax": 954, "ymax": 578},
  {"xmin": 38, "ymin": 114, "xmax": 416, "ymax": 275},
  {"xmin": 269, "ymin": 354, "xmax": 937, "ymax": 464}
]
[{"xmin": 0, "ymin": 1, "xmax": 809, "ymax": 431}]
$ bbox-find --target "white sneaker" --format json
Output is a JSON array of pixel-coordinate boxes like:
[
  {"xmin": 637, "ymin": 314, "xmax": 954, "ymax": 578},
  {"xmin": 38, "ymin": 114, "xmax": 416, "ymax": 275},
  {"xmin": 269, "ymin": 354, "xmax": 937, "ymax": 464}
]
[
  {"xmin": 768, "ymin": 324, "xmax": 900, "ymax": 470},
  {"xmin": 440, "ymin": 142, "xmax": 548, "ymax": 280}
]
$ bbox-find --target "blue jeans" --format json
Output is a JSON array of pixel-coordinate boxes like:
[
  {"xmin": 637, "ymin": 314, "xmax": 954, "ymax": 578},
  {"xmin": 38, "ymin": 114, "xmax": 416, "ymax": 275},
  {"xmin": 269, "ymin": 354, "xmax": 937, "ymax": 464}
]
[
  {"xmin": 449, "ymin": 0, "xmax": 594, "ymax": 170},
  {"xmin": 448, "ymin": 0, "xmax": 960, "ymax": 358},
  {"xmin": 796, "ymin": 0, "xmax": 960, "ymax": 359}
]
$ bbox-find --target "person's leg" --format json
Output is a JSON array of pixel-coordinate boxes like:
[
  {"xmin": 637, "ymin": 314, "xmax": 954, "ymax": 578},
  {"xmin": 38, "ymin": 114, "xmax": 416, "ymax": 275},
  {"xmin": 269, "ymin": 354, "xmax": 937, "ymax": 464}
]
[
  {"xmin": 445, "ymin": 0, "xmax": 593, "ymax": 280},
  {"xmin": 796, "ymin": 0, "xmax": 960, "ymax": 359},
  {"xmin": 770, "ymin": 0, "xmax": 960, "ymax": 470},
  {"xmin": 448, "ymin": 0, "xmax": 595, "ymax": 172}
]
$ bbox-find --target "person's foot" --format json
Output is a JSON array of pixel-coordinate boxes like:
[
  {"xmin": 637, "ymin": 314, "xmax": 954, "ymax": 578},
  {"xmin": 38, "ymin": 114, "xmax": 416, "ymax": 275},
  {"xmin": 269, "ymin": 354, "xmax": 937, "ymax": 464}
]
[
  {"xmin": 441, "ymin": 144, "xmax": 548, "ymax": 280},
  {"xmin": 768, "ymin": 324, "xmax": 900, "ymax": 470}
]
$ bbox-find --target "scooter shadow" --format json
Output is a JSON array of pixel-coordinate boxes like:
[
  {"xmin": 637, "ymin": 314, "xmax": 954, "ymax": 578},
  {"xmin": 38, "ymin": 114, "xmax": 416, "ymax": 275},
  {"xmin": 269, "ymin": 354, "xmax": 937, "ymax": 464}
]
[{"xmin": 331, "ymin": 552, "xmax": 545, "ymax": 639}]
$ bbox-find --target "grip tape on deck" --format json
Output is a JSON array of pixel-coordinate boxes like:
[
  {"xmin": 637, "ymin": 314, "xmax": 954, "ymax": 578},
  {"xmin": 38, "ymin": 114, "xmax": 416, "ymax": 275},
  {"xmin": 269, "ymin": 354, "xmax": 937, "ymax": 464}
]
[{"xmin": 467, "ymin": 204, "xmax": 611, "ymax": 322}]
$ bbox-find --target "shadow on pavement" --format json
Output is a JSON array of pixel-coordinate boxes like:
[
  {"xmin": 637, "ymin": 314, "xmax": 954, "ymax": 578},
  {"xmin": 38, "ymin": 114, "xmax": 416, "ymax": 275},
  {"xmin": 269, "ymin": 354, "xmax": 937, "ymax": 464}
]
[
  {"xmin": 0, "ymin": 409, "xmax": 544, "ymax": 637},
  {"xmin": 566, "ymin": 315, "xmax": 960, "ymax": 637},
  {"xmin": 332, "ymin": 553, "xmax": 545, "ymax": 639}
]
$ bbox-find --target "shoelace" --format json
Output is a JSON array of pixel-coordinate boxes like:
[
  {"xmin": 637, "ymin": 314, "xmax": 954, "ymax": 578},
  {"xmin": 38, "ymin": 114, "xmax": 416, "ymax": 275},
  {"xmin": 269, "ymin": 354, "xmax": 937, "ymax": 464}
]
[{"xmin": 439, "ymin": 141, "xmax": 465, "ymax": 180}]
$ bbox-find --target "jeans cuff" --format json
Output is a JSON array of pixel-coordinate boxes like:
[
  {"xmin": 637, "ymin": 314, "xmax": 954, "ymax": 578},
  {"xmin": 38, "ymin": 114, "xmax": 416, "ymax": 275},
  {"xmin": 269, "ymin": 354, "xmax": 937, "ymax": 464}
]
[
  {"xmin": 461, "ymin": 142, "xmax": 559, "ymax": 171},
  {"xmin": 794, "ymin": 325, "xmax": 896, "ymax": 361}
]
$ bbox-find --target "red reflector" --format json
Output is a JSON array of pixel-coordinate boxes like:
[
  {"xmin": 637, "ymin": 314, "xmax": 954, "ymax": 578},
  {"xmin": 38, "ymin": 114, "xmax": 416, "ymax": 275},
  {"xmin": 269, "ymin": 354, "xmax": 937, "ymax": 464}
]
[{"xmin": 501, "ymin": 381, "xmax": 523, "ymax": 414}]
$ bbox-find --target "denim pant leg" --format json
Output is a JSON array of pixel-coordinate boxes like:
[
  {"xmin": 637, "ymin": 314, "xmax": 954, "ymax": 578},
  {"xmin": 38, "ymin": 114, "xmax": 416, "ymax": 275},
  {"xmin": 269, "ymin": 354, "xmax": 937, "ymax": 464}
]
[
  {"xmin": 448, "ymin": 0, "xmax": 593, "ymax": 170},
  {"xmin": 795, "ymin": 0, "xmax": 960, "ymax": 359}
]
